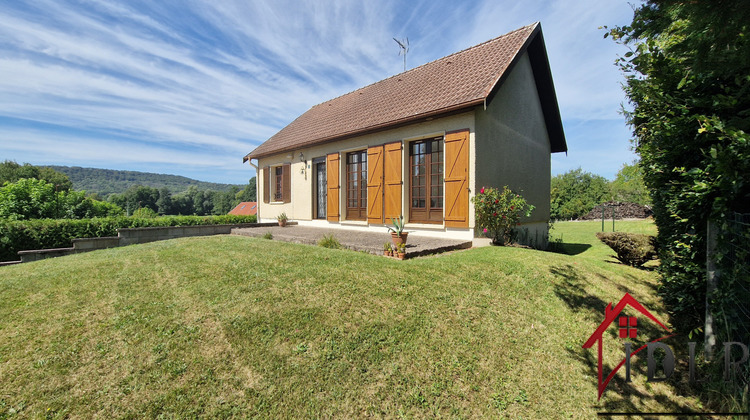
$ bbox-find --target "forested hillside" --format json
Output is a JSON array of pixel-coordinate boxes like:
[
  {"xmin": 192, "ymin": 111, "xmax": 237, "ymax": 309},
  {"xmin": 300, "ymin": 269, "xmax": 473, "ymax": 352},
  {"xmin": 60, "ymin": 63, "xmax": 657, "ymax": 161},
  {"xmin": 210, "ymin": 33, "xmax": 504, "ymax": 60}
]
[{"xmin": 46, "ymin": 166, "xmax": 243, "ymax": 196}]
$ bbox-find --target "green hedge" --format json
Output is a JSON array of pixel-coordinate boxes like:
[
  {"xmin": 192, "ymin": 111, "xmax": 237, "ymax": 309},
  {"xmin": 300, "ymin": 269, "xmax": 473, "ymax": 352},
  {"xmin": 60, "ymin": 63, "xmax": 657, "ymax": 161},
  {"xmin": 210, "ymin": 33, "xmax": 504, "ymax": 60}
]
[
  {"xmin": 0, "ymin": 215, "xmax": 257, "ymax": 262},
  {"xmin": 596, "ymin": 232, "xmax": 658, "ymax": 267}
]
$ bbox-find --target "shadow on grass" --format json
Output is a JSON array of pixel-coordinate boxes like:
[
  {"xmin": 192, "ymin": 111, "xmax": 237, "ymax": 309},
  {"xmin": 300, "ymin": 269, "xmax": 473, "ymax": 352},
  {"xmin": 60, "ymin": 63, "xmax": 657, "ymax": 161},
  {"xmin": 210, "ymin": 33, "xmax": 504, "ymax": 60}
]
[
  {"xmin": 547, "ymin": 243, "xmax": 592, "ymax": 256},
  {"xmin": 550, "ymin": 264, "xmax": 606, "ymax": 319},
  {"xmin": 567, "ymin": 345, "xmax": 700, "ymax": 416}
]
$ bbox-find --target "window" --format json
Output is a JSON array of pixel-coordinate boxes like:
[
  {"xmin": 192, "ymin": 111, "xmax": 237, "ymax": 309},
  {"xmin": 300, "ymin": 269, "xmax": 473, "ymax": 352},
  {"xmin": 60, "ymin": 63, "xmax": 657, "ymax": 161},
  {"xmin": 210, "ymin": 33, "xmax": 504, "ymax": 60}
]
[
  {"xmin": 274, "ymin": 166, "xmax": 283, "ymax": 201},
  {"xmin": 409, "ymin": 137, "xmax": 443, "ymax": 223},
  {"xmin": 346, "ymin": 150, "xmax": 367, "ymax": 220},
  {"xmin": 263, "ymin": 164, "xmax": 290, "ymax": 204}
]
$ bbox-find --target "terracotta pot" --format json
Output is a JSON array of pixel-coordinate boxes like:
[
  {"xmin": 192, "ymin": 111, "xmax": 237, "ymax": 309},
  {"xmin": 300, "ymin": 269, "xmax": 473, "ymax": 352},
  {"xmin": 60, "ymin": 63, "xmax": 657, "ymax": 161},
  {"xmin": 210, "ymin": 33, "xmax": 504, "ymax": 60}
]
[
  {"xmin": 397, "ymin": 252, "xmax": 405, "ymax": 260},
  {"xmin": 390, "ymin": 232, "xmax": 408, "ymax": 247},
  {"xmin": 278, "ymin": 220, "xmax": 287, "ymax": 227},
  {"xmin": 384, "ymin": 250, "xmax": 391, "ymax": 256}
]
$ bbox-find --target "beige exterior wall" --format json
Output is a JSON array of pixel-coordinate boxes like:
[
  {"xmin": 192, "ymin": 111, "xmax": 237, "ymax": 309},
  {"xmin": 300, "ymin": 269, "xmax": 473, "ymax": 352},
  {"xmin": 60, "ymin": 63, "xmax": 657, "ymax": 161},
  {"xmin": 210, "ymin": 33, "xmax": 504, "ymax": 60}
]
[
  {"xmin": 253, "ymin": 51, "xmax": 554, "ymax": 246},
  {"xmin": 256, "ymin": 112, "xmax": 476, "ymax": 240},
  {"xmin": 474, "ymin": 52, "xmax": 552, "ymax": 248}
]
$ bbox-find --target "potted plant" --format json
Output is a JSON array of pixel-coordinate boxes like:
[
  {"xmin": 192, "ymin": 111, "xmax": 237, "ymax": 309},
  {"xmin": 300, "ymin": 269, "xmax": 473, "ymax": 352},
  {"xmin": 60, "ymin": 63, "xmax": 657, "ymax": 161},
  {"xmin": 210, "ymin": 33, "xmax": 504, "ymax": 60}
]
[
  {"xmin": 277, "ymin": 212, "xmax": 288, "ymax": 227},
  {"xmin": 387, "ymin": 216, "xmax": 408, "ymax": 247},
  {"xmin": 383, "ymin": 242, "xmax": 392, "ymax": 257},
  {"xmin": 396, "ymin": 242, "xmax": 406, "ymax": 260}
]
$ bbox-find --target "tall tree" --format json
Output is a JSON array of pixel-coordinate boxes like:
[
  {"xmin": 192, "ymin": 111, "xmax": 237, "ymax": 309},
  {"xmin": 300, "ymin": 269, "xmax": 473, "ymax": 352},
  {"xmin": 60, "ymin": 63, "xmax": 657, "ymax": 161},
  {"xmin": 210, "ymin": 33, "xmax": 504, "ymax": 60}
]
[
  {"xmin": 550, "ymin": 168, "xmax": 610, "ymax": 220},
  {"xmin": 610, "ymin": 161, "xmax": 650, "ymax": 205},
  {"xmin": 609, "ymin": 0, "xmax": 750, "ymax": 334}
]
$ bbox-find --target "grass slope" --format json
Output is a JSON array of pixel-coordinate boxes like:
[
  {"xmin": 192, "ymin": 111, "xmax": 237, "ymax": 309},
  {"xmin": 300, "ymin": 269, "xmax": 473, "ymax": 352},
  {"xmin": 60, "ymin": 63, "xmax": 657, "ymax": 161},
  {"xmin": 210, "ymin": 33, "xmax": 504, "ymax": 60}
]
[{"xmin": 0, "ymin": 221, "xmax": 702, "ymax": 418}]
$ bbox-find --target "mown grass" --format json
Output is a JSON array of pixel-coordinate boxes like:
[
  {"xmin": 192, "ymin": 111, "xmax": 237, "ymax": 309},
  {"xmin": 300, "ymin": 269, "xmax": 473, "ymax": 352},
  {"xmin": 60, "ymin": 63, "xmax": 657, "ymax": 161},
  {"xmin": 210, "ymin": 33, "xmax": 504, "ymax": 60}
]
[{"xmin": 0, "ymin": 220, "xmax": 703, "ymax": 418}]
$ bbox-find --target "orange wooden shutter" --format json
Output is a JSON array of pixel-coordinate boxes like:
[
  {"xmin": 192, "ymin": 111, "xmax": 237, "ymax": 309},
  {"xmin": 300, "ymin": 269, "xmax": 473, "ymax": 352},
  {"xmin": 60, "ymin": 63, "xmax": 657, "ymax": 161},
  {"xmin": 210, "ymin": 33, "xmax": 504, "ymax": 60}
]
[
  {"xmin": 383, "ymin": 141, "xmax": 402, "ymax": 221},
  {"xmin": 367, "ymin": 145, "xmax": 384, "ymax": 223},
  {"xmin": 282, "ymin": 163, "xmax": 291, "ymax": 203},
  {"xmin": 326, "ymin": 153, "xmax": 340, "ymax": 221},
  {"xmin": 444, "ymin": 129, "xmax": 469, "ymax": 228},
  {"xmin": 263, "ymin": 166, "xmax": 270, "ymax": 203}
]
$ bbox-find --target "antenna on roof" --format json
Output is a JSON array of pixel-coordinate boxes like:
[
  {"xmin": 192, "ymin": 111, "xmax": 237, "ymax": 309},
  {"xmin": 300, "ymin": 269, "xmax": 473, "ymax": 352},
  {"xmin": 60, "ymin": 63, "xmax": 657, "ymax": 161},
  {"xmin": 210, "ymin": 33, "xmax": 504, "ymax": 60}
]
[{"xmin": 393, "ymin": 37, "xmax": 409, "ymax": 72}]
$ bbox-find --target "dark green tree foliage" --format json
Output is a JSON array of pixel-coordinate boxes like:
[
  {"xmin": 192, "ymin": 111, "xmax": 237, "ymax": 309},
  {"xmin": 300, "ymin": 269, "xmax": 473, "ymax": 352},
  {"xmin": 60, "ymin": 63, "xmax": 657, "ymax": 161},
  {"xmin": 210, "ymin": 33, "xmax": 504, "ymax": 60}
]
[
  {"xmin": 0, "ymin": 160, "xmax": 73, "ymax": 191},
  {"xmin": 550, "ymin": 168, "xmax": 610, "ymax": 220},
  {"xmin": 235, "ymin": 177, "xmax": 257, "ymax": 203},
  {"xmin": 609, "ymin": 0, "xmax": 750, "ymax": 334},
  {"xmin": 610, "ymin": 162, "xmax": 651, "ymax": 205}
]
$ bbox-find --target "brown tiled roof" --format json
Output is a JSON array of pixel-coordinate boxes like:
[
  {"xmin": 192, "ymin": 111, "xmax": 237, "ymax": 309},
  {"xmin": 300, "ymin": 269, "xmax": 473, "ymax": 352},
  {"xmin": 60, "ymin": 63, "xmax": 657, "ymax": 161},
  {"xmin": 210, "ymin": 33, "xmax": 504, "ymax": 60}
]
[
  {"xmin": 228, "ymin": 201, "xmax": 257, "ymax": 216},
  {"xmin": 245, "ymin": 22, "xmax": 566, "ymax": 160}
]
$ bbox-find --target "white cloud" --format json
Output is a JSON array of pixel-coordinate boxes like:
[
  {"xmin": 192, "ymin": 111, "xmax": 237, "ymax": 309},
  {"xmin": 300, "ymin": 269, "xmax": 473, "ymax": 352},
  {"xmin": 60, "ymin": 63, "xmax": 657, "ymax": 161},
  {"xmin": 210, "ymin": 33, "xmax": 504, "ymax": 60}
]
[{"xmin": 0, "ymin": 0, "xmax": 639, "ymax": 183}]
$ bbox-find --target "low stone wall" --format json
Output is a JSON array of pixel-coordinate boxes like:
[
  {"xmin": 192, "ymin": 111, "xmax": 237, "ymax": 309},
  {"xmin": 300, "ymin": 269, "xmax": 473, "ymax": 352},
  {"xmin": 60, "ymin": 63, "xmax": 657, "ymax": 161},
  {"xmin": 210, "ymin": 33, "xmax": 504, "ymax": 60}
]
[
  {"xmin": 117, "ymin": 223, "xmax": 266, "ymax": 246},
  {"xmin": 13, "ymin": 222, "xmax": 278, "ymax": 264}
]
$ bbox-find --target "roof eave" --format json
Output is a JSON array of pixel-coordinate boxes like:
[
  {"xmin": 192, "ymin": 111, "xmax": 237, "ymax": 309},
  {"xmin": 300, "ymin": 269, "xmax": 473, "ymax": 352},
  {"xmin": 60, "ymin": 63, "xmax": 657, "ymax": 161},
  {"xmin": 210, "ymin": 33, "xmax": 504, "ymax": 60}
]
[{"xmin": 244, "ymin": 99, "xmax": 484, "ymax": 161}]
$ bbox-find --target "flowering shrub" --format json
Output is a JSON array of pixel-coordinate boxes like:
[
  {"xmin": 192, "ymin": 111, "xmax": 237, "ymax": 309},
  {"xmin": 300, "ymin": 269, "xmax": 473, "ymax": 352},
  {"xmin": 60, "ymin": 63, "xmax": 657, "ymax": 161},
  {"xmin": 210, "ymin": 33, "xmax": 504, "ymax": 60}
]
[{"xmin": 471, "ymin": 186, "xmax": 534, "ymax": 245}]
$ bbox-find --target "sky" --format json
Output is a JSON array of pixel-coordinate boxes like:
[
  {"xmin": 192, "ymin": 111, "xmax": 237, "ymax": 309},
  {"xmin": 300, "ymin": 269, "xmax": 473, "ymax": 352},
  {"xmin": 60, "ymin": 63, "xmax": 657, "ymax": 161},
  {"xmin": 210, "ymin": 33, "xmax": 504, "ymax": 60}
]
[{"xmin": 0, "ymin": 0, "xmax": 640, "ymax": 185}]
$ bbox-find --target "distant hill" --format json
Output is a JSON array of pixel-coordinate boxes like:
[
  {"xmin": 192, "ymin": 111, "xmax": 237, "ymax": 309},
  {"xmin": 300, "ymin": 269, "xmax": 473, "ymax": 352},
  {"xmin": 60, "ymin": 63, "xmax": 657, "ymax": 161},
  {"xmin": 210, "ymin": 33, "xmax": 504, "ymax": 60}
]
[{"xmin": 46, "ymin": 166, "xmax": 244, "ymax": 196}]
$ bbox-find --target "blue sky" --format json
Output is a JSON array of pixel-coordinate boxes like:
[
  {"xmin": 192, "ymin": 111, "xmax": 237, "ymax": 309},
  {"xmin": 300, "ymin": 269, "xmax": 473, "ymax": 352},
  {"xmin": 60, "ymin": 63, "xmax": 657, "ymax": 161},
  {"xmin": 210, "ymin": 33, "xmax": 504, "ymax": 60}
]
[{"xmin": 0, "ymin": 0, "xmax": 639, "ymax": 185}]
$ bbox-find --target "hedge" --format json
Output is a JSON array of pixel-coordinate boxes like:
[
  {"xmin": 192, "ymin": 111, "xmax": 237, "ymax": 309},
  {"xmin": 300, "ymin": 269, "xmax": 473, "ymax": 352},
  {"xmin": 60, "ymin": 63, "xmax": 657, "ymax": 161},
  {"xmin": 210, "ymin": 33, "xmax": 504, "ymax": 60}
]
[
  {"xmin": 0, "ymin": 215, "xmax": 257, "ymax": 262},
  {"xmin": 595, "ymin": 232, "xmax": 658, "ymax": 267}
]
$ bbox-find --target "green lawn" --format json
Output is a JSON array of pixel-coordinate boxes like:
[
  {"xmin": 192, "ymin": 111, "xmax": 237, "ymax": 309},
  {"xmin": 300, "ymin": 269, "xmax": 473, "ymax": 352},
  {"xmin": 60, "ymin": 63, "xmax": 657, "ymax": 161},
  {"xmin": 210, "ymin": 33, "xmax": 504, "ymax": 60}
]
[{"xmin": 0, "ymin": 220, "xmax": 703, "ymax": 418}]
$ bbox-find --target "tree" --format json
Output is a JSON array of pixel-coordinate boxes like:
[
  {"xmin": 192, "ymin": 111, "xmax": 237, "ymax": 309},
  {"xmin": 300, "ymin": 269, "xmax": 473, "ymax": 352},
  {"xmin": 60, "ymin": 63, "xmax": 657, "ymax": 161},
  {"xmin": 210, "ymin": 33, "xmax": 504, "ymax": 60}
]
[
  {"xmin": 235, "ymin": 177, "xmax": 257, "ymax": 203},
  {"xmin": 609, "ymin": 161, "xmax": 650, "ymax": 205},
  {"xmin": 550, "ymin": 168, "xmax": 610, "ymax": 220},
  {"xmin": 0, "ymin": 160, "xmax": 72, "ymax": 191},
  {"xmin": 608, "ymin": 0, "xmax": 750, "ymax": 335},
  {"xmin": 156, "ymin": 187, "xmax": 173, "ymax": 215}
]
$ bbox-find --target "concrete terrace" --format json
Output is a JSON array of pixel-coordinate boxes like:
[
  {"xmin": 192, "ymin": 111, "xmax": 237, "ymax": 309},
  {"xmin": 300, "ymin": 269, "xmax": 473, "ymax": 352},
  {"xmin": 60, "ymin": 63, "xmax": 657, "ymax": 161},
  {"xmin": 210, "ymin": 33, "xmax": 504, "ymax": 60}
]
[{"xmin": 231, "ymin": 225, "xmax": 472, "ymax": 258}]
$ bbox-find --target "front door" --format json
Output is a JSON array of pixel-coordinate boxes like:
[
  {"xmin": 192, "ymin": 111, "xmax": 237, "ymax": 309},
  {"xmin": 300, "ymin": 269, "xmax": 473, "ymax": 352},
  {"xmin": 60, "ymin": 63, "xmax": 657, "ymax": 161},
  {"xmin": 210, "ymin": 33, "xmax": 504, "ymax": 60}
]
[{"xmin": 315, "ymin": 161, "xmax": 327, "ymax": 219}]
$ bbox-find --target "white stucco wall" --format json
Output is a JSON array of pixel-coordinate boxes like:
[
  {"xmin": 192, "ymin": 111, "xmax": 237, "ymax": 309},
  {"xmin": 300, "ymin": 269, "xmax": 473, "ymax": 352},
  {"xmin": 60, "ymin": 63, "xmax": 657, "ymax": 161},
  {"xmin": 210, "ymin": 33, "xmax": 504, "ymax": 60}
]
[
  {"xmin": 255, "ymin": 112, "xmax": 476, "ymax": 240},
  {"xmin": 473, "ymin": 52, "xmax": 552, "ymax": 248}
]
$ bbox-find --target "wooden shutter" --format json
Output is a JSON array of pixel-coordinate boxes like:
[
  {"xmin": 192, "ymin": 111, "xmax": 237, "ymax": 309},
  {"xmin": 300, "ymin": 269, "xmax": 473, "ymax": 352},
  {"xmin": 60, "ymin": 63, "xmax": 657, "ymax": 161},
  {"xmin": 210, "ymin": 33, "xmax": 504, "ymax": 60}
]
[
  {"xmin": 444, "ymin": 129, "xmax": 469, "ymax": 228},
  {"xmin": 383, "ymin": 141, "xmax": 403, "ymax": 221},
  {"xmin": 263, "ymin": 166, "xmax": 270, "ymax": 203},
  {"xmin": 326, "ymin": 153, "xmax": 340, "ymax": 221},
  {"xmin": 367, "ymin": 145, "xmax": 384, "ymax": 223},
  {"xmin": 282, "ymin": 163, "xmax": 291, "ymax": 203}
]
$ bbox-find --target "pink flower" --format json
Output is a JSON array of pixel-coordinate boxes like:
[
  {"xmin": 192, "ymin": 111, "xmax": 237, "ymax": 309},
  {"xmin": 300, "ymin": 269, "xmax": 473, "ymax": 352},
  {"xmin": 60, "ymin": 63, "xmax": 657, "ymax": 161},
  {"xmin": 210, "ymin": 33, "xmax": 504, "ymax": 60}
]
[
  {"xmin": 480, "ymin": 187, "xmax": 485, "ymax": 194},
  {"xmin": 483, "ymin": 228, "xmax": 488, "ymax": 233}
]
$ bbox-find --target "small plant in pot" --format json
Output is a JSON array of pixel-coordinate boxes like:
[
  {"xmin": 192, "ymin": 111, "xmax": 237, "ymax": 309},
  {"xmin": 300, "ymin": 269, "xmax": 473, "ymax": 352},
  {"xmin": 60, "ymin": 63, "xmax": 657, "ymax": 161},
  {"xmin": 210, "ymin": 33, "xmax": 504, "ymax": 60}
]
[
  {"xmin": 387, "ymin": 216, "xmax": 408, "ymax": 247},
  {"xmin": 383, "ymin": 242, "xmax": 392, "ymax": 257},
  {"xmin": 396, "ymin": 242, "xmax": 406, "ymax": 260},
  {"xmin": 277, "ymin": 212, "xmax": 288, "ymax": 227}
]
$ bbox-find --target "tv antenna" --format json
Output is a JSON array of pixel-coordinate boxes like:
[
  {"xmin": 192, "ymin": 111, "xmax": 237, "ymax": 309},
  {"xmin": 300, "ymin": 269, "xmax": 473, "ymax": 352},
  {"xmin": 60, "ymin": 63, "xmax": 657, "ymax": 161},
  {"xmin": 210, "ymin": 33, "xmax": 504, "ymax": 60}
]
[{"xmin": 393, "ymin": 37, "xmax": 409, "ymax": 72}]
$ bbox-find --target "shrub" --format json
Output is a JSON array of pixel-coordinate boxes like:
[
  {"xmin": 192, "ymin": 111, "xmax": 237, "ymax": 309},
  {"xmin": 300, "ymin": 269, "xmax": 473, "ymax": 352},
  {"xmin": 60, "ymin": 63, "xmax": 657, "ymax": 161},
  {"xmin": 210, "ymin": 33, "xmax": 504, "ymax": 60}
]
[
  {"xmin": 132, "ymin": 207, "xmax": 158, "ymax": 218},
  {"xmin": 596, "ymin": 232, "xmax": 658, "ymax": 267},
  {"xmin": 261, "ymin": 232, "xmax": 273, "ymax": 240},
  {"xmin": 471, "ymin": 186, "xmax": 534, "ymax": 245},
  {"xmin": 318, "ymin": 234, "xmax": 342, "ymax": 249},
  {"xmin": 0, "ymin": 214, "xmax": 257, "ymax": 261}
]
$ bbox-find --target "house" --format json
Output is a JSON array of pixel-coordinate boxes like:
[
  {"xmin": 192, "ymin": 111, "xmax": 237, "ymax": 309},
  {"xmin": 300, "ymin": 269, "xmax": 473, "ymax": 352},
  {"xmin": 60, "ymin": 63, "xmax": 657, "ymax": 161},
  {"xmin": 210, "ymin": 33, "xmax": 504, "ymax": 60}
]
[
  {"xmin": 228, "ymin": 201, "xmax": 257, "ymax": 216},
  {"xmin": 243, "ymin": 23, "xmax": 567, "ymax": 247}
]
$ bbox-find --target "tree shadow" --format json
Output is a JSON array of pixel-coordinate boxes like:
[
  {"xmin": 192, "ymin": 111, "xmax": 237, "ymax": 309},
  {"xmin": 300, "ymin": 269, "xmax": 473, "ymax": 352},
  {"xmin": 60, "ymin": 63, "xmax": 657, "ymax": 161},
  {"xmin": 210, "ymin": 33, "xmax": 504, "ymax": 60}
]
[
  {"xmin": 548, "ymin": 243, "xmax": 592, "ymax": 256},
  {"xmin": 568, "ymin": 344, "xmax": 701, "ymax": 417},
  {"xmin": 550, "ymin": 264, "xmax": 606, "ymax": 319}
]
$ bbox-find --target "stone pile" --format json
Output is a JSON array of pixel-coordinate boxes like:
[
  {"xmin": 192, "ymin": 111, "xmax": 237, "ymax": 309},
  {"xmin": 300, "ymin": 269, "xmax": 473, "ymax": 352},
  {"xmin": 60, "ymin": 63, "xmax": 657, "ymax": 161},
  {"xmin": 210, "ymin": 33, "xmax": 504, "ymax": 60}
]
[{"xmin": 580, "ymin": 201, "xmax": 653, "ymax": 220}]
